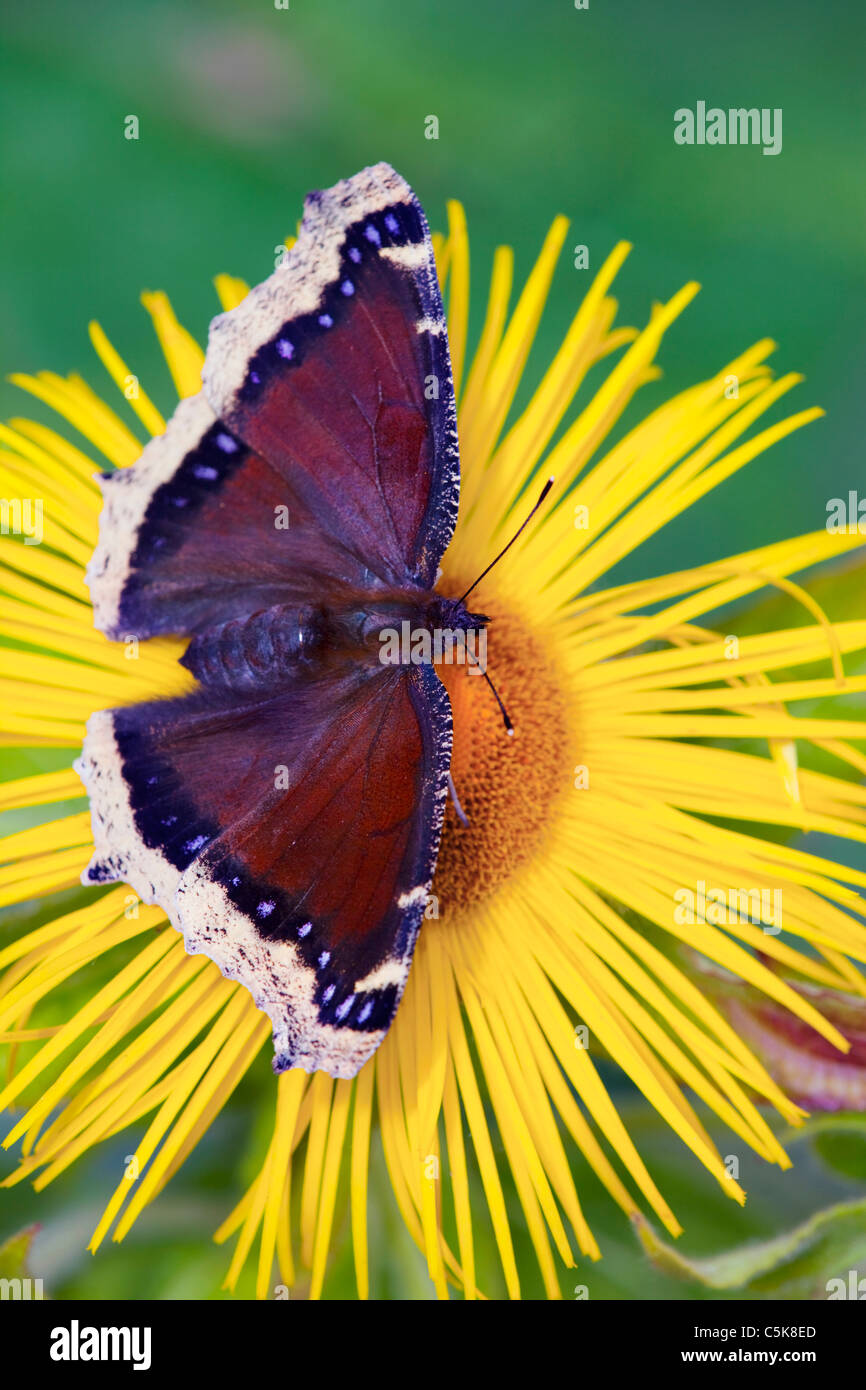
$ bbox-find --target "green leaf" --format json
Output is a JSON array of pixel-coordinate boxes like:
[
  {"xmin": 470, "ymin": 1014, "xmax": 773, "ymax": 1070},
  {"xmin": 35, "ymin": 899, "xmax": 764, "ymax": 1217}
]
[
  {"xmin": 632, "ymin": 1199, "xmax": 866, "ymax": 1299},
  {"xmin": 781, "ymin": 1113, "xmax": 866, "ymax": 1184},
  {"xmin": 0, "ymin": 1224, "xmax": 39, "ymax": 1279},
  {"xmin": 813, "ymin": 1132, "xmax": 866, "ymax": 1183}
]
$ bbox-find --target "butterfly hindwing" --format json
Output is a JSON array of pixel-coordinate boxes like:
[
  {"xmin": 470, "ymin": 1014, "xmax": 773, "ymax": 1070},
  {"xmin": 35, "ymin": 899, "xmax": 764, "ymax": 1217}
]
[{"xmin": 77, "ymin": 661, "xmax": 451, "ymax": 1077}]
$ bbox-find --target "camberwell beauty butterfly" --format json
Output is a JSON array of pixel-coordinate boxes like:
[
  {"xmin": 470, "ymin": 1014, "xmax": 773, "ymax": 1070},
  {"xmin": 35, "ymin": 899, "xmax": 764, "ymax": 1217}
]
[{"xmin": 76, "ymin": 163, "xmax": 536, "ymax": 1080}]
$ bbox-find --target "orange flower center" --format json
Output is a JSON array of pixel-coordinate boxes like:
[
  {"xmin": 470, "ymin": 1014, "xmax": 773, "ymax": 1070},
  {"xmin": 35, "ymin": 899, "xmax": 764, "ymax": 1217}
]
[{"xmin": 432, "ymin": 589, "xmax": 571, "ymax": 916}]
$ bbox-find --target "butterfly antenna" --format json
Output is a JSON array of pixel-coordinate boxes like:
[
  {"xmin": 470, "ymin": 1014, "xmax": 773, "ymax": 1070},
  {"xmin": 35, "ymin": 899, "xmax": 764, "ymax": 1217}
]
[
  {"xmin": 458, "ymin": 476, "xmax": 554, "ymax": 605},
  {"xmin": 466, "ymin": 649, "xmax": 514, "ymax": 736},
  {"xmin": 483, "ymin": 668, "xmax": 514, "ymax": 736}
]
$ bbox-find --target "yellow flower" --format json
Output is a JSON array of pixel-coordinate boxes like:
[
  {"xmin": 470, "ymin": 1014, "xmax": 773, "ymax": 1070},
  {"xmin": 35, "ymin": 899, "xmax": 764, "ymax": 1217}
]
[{"xmin": 2, "ymin": 200, "xmax": 866, "ymax": 1301}]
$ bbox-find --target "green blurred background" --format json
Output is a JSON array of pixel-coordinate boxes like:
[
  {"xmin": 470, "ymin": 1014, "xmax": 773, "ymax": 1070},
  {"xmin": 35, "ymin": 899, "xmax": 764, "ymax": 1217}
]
[{"xmin": 1, "ymin": 0, "xmax": 865, "ymax": 1299}]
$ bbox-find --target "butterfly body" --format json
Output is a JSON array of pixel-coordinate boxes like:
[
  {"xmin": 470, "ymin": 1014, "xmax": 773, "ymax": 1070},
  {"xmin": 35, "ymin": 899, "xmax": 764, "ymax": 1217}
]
[
  {"xmin": 180, "ymin": 592, "xmax": 487, "ymax": 694},
  {"xmin": 77, "ymin": 163, "xmax": 467, "ymax": 1078}
]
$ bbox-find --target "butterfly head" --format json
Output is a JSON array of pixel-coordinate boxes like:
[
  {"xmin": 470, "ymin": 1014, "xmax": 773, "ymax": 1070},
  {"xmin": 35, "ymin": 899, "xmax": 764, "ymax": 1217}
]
[{"xmin": 425, "ymin": 594, "xmax": 490, "ymax": 636}]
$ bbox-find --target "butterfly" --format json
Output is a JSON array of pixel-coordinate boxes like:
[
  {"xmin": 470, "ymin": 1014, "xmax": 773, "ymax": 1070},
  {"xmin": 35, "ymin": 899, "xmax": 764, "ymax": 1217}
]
[{"xmin": 76, "ymin": 162, "xmax": 481, "ymax": 1079}]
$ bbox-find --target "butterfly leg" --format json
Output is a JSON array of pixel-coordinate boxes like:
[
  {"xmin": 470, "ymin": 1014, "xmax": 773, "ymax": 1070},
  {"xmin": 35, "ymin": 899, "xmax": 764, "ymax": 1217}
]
[{"xmin": 447, "ymin": 771, "xmax": 469, "ymax": 828}]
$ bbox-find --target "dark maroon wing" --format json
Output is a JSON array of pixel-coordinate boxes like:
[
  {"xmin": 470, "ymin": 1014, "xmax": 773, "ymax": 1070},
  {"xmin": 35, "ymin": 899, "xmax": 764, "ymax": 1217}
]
[
  {"xmin": 76, "ymin": 661, "xmax": 451, "ymax": 1078},
  {"xmin": 87, "ymin": 163, "xmax": 459, "ymax": 641}
]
